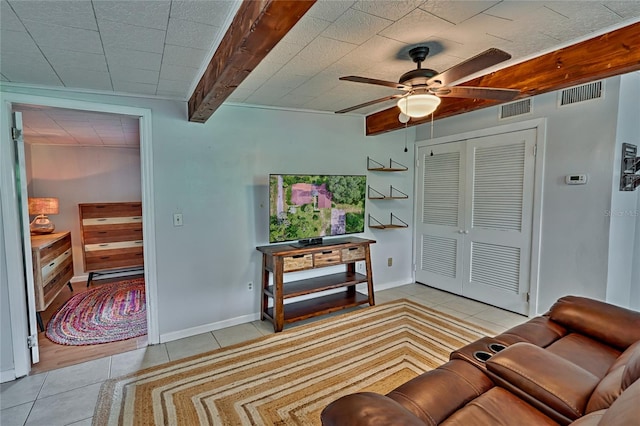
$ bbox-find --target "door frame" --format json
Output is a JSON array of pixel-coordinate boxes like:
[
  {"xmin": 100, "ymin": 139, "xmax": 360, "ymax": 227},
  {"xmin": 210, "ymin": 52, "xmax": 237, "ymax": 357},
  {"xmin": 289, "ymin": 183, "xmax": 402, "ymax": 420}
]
[
  {"xmin": 414, "ymin": 118, "xmax": 547, "ymax": 318},
  {"xmin": 0, "ymin": 92, "xmax": 159, "ymax": 379}
]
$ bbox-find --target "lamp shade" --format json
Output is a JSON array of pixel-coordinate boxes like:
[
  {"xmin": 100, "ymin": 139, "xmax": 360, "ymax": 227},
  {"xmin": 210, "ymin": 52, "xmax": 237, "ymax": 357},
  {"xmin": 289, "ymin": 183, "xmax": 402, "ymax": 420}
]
[
  {"xmin": 397, "ymin": 94, "xmax": 441, "ymax": 118},
  {"xmin": 28, "ymin": 197, "xmax": 59, "ymax": 216}
]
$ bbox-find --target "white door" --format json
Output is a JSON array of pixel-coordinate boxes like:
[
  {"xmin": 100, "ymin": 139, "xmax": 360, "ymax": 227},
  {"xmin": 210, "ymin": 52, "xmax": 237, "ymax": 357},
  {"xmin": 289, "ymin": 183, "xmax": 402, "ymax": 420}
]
[
  {"xmin": 414, "ymin": 142, "xmax": 465, "ymax": 293},
  {"xmin": 415, "ymin": 129, "xmax": 536, "ymax": 314},
  {"xmin": 462, "ymin": 130, "xmax": 536, "ymax": 314},
  {"xmin": 12, "ymin": 112, "xmax": 40, "ymax": 363}
]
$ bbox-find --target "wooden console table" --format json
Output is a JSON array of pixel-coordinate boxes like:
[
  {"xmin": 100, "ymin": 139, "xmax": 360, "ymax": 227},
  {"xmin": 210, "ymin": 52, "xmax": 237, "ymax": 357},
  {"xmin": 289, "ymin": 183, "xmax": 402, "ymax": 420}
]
[{"xmin": 256, "ymin": 237, "xmax": 375, "ymax": 332}]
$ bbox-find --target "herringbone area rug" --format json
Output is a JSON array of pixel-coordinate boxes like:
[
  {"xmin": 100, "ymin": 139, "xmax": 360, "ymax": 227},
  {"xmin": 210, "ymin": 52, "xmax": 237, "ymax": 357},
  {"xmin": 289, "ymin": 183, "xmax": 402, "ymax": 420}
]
[{"xmin": 94, "ymin": 299, "xmax": 497, "ymax": 425}]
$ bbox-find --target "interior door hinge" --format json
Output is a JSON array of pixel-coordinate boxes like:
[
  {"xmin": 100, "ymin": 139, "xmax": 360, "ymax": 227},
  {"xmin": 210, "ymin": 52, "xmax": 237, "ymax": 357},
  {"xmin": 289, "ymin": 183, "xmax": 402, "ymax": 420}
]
[
  {"xmin": 416, "ymin": 159, "xmax": 420, "ymax": 168},
  {"xmin": 27, "ymin": 334, "xmax": 38, "ymax": 349},
  {"xmin": 533, "ymin": 145, "xmax": 537, "ymax": 157},
  {"xmin": 11, "ymin": 127, "xmax": 21, "ymax": 140},
  {"xmin": 526, "ymin": 292, "xmax": 530, "ymax": 302}
]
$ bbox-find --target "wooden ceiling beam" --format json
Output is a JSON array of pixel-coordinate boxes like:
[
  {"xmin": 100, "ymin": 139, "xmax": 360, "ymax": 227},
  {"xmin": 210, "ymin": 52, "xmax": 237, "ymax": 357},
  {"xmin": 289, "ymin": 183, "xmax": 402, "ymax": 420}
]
[
  {"xmin": 188, "ymin": 0, "xmax": 316, "ymax": 123},
  {"xmin": 365, "ymin": 21, "xmax": 640, "ymax": 136}
]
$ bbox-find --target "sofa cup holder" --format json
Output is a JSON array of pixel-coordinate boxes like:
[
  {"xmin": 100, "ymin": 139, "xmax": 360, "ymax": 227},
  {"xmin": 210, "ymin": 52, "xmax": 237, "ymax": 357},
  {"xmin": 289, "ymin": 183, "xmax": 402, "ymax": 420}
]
[
  {"xmin": 489, "ymin": 343, "xmax": 507, "ymax": 353},
  {"xmin": 473, "ymin": 351, "xmax": 493, "ymax": 362}
]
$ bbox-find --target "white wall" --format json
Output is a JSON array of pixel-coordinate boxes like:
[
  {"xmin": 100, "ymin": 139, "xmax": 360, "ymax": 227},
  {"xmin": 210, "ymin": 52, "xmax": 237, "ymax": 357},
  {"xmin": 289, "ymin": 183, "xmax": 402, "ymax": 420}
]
[
  {"xmin": 0, "ymin": 86, "xmax": 414, "ymax": 345},
  {"xmin": 633, "ymin": 192, "xmax": 640, "ymax": 310},
  {"xmin": 606, "ymin": 72, "xmax": 640, "ymax": 307},
  {"xmin": 26, "ymin": 144, "xmax": 142, "ymax": 278},
  {"xmin": 416, "ymin": 76, "xmax": 626, "ymax": 313}
]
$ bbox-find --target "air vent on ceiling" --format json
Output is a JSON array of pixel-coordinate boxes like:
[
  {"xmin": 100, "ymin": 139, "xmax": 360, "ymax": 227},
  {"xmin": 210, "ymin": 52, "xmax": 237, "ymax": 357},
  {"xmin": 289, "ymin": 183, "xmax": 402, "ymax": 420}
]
[
  {"xmin": 560, "ymin": 81, "xmax": 603, "ymax": 106},
  {"xmin": 500, "ymin": 98, "xmax": 532, "ymax": 119}
]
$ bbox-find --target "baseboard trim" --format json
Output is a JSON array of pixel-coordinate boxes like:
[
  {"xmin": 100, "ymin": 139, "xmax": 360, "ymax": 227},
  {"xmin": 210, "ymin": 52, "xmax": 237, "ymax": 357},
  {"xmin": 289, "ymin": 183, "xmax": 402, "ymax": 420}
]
[{"xmin": 159, "ymin": 313, "xmax": 261, "ymax": 344}]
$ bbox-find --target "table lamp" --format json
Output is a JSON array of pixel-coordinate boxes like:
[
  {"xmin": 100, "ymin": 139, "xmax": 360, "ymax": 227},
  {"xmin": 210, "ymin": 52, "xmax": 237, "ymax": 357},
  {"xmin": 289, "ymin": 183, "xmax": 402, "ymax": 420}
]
[{"xmin": 28, "ymin": 197, "xmax": 59, "ymax": 234}]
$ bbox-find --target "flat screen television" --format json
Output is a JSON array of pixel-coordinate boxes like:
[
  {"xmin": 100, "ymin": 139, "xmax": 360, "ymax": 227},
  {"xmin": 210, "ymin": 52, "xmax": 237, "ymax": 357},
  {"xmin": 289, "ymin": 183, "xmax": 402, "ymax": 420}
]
[{"xmin": 269, "ymin": 174, "xmax": 366, "ymax": 244}]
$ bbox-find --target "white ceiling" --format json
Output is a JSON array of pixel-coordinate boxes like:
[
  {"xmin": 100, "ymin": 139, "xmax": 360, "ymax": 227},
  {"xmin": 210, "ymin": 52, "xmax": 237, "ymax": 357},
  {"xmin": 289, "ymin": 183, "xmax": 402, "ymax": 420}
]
[
  {"xmin": 2, "ymin": 0, "xmax": 640, "ymax": 146},
  {"xmin": 14, "ymin": 104, "xmax": 139, "ymax": 147}
]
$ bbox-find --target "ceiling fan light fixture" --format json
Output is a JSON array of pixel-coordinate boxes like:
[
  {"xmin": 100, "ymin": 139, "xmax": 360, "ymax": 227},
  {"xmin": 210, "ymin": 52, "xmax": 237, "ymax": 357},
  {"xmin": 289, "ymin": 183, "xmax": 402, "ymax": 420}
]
[{"xmin": 397, "ymin": 94, "xmax": 441, "ymax": 118}]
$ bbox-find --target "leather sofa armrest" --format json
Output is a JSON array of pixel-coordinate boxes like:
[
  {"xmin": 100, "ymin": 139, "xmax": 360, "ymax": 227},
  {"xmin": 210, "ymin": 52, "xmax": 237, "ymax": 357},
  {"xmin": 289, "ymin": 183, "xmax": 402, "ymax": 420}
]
[
  {"xmin": 549, "ymin": 296, "xmax": 640, "ymax": 350},
  {"xmin": 321, "ymin": 392, "xmax": 425, "ymax": 426},
  {"xmin": 486, "ymin": 342, "xmax": 600, "ymax": 421}
]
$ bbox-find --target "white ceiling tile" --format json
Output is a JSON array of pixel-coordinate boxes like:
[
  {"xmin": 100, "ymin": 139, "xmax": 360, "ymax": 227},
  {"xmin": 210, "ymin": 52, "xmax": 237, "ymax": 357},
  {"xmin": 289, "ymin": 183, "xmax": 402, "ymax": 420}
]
[
  {"xmin": 0, "ymin": 73, "xmax": 8, "ymax": 81},
  {"xmin": 162, "ymin": 44, "xmax": 207, "ymax": 68},
  {"xmin": 421, "ymin": 0, "xmax": 501, "ymax": 24},
  {"xmin": 155, "ymin": 89, "xmax": 186, "ymax": 98},
  {"xmin": 157, "ymin": 79, "xmax": 191, "ymax": 93},
  {"xmin": 0, "ymin": 29, "xmax": 41, "ymax": 55},
  {"xmin": 9, "ymin": 0, "xmax": 97, "ymax": 31},
  {"xmin": 544, "ymin": 3, "xmax": 622, "ymax": 36},
  {"xmin": 57, "ymin": 67, "xmax": 113, "ymax": 91},
  {"xmin": 286, "ymin": 73, "xmax": 341, "ymax": 98},
  {"xmin": 40, "ymin": 46, "xmax": 108, "ymax": 72},
  {"xmin": 170, "ymin": 0, "xmax": 236, "ymax": 27},
  {"xmin": 264, "ymin": 70, "xmax": 310, "ymax": 90},
  {"xmin": 353, "ymin": 0, "xmax": 425, "ymax": 21},
  {"xmin": 0, "ymin": 51, "xmax": 61, "ymax": 85},
  {"xmin": 307, "ymin": 0, "xmax": 355, "ymax": 22},
  {"xmin": 603, "ymin": 1, "xmax": 640, "ymax": 19},
  {"xmin": 281, "ymin": 16, "xmax": 332, "ymax": 47},
  {"xmin": 110, "ymin": 66, "xmax": 159, "ymax": 85},
  {"xmin": 482, "ymin": 1, "xmax": 546, "ymax": 21},
  {"xmin": 112, "ymin": 80, "xmax": 158, "ymax": 95},
  {"xmin": 99, "ymin": 20, "xmax": 165, "ymax": 53},
  {"xmin": 224, "ymin": 87, "xmax": 253, "ymax": 103},
  {"xmin": 104, "ymin": 47, "xmax": 162, "ymax": 72},
  {"xmin": 436, "ymin": 13, "xmax": 511, "ymax": 46},
  {"xmin": 322, "ymin": 8, "xmax": 392, "ymax": 45},
  {"xmin": 380, "ymin": 8, "xmax": 454, "ymax": 44},
  {"xmin": 333, "ymin": 35, "xmax": 407, "ymax": 72},
  {"xmin": 22, "ymin": 20, "xmax": 103, "ymax": 54},
  {"xmin": 1, "ymin": 1, "xmax": 25, "ymax": 31},
  {"xmin": 159, "ymin": 64, "xmax": 197, "ymax": 81},
  {"xmin": 93, "ymin": 1, "xmax": 170, "ymax": 30},
  {"xmin": 294, "ymin": 36, "xmax": 359, "ymax": 70},
  {"xmin": 263, "ymin": 42, "xmax": 306, "ymax": 66},
  {"xmin": 236, "ymin": 61, "xmax": 281, "ymax": 91},
  {"xmin": 165, "ymin": 17, "xmax": 219, "ymax": 50}
]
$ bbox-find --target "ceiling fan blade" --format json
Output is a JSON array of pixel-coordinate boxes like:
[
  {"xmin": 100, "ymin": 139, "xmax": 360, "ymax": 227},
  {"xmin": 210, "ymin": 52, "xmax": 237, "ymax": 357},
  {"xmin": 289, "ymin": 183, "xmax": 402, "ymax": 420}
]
[
  {"xmin": 427, "ymin": 48, "xmax": 512, "ymax": 86},
  {"xmin": 434, "ymin": 86, "xmax": 520, "ymax": 101},
  {"xmin": 335, "ymin": 94, "xmax": 404, "ymax": 114},
  {"xmin": 340, "ymin": 76, "xmax": 411, "ymax": 91}
]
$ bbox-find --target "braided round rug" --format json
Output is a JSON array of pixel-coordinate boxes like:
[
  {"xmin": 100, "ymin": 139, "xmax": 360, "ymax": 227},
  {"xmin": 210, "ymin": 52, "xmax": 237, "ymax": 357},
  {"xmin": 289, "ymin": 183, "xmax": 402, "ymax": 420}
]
[{"xmin": 46, "ymin": 278, "xmax": 147, "ymax": 345}]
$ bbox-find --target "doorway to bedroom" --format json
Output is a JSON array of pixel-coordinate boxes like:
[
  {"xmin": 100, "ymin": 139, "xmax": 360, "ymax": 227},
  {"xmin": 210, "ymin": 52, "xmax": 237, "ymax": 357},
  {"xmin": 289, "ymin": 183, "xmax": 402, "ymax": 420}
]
[{"xmin": 13, "ymin": 103, "xmax": 148, "ymax": 373}]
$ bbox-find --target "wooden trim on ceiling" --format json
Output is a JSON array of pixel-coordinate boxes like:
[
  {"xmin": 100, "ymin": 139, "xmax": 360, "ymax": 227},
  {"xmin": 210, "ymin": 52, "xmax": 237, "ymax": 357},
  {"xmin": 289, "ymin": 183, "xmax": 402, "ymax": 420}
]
[
  {"xmin": 188, "ymin": 0, "xmax": 316, "ymax": 123},
  {"xmin": 365, "ymin": 21, "xmax": 640, "ymax": 136}
]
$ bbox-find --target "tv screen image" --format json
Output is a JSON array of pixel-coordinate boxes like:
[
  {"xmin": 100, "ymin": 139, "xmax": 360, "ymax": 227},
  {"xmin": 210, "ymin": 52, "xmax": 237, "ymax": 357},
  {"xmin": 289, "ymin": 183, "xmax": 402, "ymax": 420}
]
[{"xmin": 269, "ymin": 174, "xmax": 366, "ymax": 243}]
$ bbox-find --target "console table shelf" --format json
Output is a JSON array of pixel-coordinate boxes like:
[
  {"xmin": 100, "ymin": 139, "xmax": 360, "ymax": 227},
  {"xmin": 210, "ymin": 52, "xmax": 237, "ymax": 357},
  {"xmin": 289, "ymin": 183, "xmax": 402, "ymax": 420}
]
[{"xmin": 257, "ymin": 237, "xmax": 375, "ymax": 332}]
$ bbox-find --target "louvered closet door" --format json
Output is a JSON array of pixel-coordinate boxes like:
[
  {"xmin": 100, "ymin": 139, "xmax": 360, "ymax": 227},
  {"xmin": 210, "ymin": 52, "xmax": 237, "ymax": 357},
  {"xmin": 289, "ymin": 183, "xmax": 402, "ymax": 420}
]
[
  {"xmin": 462, "ymin": 129, "xmax": 536, "ymax": 314},
  {"xmin": 415, "ymin": 142, "xmax": 465, "ymax": 293}
]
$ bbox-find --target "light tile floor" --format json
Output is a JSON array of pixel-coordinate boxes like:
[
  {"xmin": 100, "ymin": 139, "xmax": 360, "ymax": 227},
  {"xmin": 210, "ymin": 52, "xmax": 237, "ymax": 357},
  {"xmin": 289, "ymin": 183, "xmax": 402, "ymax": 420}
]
[{"xmin": 0, "ymin": 284, "xmax": 527, "ymax": 426}]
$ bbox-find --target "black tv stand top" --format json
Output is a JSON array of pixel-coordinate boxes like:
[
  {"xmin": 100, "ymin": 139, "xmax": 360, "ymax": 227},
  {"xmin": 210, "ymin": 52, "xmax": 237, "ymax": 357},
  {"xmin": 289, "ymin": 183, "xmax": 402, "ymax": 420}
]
[{"xmin": 258, "ymin": 236, "xmax": 375, "ymax": 255}]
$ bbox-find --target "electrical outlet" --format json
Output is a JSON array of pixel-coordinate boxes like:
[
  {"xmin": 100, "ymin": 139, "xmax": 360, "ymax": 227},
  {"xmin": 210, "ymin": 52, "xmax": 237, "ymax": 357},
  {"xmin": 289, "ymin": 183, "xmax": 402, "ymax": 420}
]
[
  {"xmin": 248, "ymin": 282, "xmax": 253, "ymax": 291},
  {"xmin": 173, "ymin": 213, "xmax": 183, "ymax": 227},
  {"xmin": 356, "ymin": 262, "xmax": 365, "ymax": 274},
  {"xmin": 387, "ymin": 257, "xmax": 393, "ymax": 267}
]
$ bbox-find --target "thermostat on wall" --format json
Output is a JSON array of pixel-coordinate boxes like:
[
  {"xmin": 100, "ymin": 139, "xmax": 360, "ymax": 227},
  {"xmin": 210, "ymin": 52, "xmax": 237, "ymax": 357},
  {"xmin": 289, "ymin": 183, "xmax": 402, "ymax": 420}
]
[{"xmin": 565, "ymin": 174, "xmax": 588, "ymax": 185}]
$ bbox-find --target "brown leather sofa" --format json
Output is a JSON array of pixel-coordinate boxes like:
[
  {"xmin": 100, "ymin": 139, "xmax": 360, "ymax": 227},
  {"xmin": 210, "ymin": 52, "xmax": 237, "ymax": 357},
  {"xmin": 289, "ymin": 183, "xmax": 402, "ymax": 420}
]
[{"xmin": 321, "ymin": 296, "xmax": 640, "ymax": 425}]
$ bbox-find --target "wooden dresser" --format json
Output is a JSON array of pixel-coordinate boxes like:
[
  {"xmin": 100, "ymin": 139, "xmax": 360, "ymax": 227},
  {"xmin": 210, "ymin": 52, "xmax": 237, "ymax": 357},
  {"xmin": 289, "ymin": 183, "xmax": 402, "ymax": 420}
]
[
  {"xmin": 31, "ymin": 232, "xmax": 74, "ymax": 331},
  {"xmin": 79, "ymin": 202, "xmax": 144, "ymax": 285}
]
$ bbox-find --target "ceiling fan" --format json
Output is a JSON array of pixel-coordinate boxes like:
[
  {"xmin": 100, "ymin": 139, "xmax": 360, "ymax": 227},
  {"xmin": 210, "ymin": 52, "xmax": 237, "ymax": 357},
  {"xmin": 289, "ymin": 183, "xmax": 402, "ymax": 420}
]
[{"xmin": 335, "ymin": 46, "xmax": 519, "ymax": 119}]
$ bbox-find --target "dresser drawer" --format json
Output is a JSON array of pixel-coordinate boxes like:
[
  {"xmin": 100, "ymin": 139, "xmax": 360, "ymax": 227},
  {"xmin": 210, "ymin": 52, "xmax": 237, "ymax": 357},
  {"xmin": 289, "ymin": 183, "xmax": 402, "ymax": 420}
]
[
  {"xmin": 40, "ymin": 235, "xmax": 71, "ymax": 264},
  {"xmin": 85, "ymin": 246, "xmax": 144, "ymax": 271},
  {"xmin": 82, "ymin": 223, "xmax": 143, "ymax": 244},
  {"xmin": 42, "ymin": 262, "xmax": 73, "ymax": 307},
  {"xmin": 283, "ymin": 254, "xmax": 313, "ymax": 272},
  {"xmin": 42, "ymin": 248, "xmax": 72, "ymax": 280},
  {"xmin": 314, "ymin": 249, "xmax": 341, "ymax": 267},
  {"xmin": 342, "ymin": 246, "xmax": 365, "ymax": 262},
  {"xmin": 84, "ymin": 240, "xmax": 143, "ymax": 252},
  {"xmin": 80, "ymin": 202, "xmax": 142, "ymax": 219}
]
